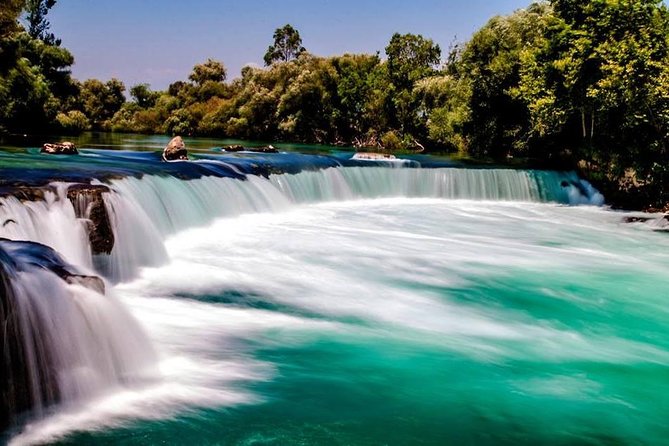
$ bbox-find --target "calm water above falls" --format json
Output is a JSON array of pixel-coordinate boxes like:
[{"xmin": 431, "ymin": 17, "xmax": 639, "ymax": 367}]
[
  {"xmin": 9, "ymin": 198, "xmax": 669, "ymax": 445},
  {"xmin": 0, "ymin": 153, "xmax": 666, "ymax": 445}
]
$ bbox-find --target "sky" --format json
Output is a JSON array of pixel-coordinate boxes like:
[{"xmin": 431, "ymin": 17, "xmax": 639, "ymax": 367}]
[{"xmin": 48, "ymin": 0, "xmax": 530, "ymax": 91}]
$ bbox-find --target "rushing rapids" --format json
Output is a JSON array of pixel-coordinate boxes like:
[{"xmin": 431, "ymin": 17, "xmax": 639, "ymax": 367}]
[{"xmin": 2, "ymin": 147, "xmax": 635, "ymax": 445}]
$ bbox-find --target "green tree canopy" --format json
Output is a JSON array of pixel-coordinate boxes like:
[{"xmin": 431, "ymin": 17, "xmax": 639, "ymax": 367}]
[
  {"xmin": 189, "ymin": 59, "xmax": 227, "ymax": 86},
  {"xmin": 457, "ymin": 2, "xmax": 551, "ymax": 159},
  {"xmin": 0, "ymin": 0, "xmax": 24, "ymax": 39},
  {"xmin": 130, "ymin": 83, "xmax": 160, "ymax": 108},
  {"xmin": 385, "ymin": 33, "xmax": 441, "ymax": 89},
  {"xmin": 263, "ymin": 24, "xmax": 306, "ymax": 66},
  {"xmin": 24, "ymin": 0, "xmax": 60, "ymax": 45},
  {"xmin": 80, "ymin": 78, "xmax": 126, "ymax": 129}
]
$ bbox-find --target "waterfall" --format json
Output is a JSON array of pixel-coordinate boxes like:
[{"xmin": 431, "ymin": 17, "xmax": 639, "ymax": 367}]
[
  {"xmin": 0, "ymin": 162, "xmax": 603, "ymax": 434},
  {"xmin": 100, "ymin": 167, "xmax": 602, "ymax": 281},
  {"xmin": 0, "ymin": 240, "xmax": 156, "ymax": 431},
  {"xmin": 1, "ymin": 166, "xmax": 603, "ymax": 283}
]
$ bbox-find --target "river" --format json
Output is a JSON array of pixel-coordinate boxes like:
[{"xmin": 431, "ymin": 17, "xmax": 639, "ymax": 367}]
[{"xmin": 1, "ymin": 135, "xmax": 668, "ymax": 445}]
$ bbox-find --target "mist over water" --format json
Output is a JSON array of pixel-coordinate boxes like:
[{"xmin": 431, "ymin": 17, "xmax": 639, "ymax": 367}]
[{"xmin": 2, "ymin": 166, "xmax": 667, "ymax": 445}]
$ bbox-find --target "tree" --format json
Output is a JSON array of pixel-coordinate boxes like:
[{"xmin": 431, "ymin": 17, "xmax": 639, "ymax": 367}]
[
  {"xmin": 457, "ymin": 3, "xmax": 551, "ymax": 159},
  {"xmin": 414, "ymin": 74, "xmax": 471, "ymax": 153},
  {"xmin": 0, "ymin": 30, "xmax": 75, "ymax": 133},
  {"xmin": 263, "ymin": 24, "xmax": 306, "ymax": 66},
  {"xmin": 24, "ymin": 0, "xmax": 60, "ymax": 45},
  {"xmin": 189, "ymin": 59, "xmax": 227, "ymax": 86},
  {"xmin": 0, "ymin": 0, "xmax": 24, "ymax": 39},
  {"xmin": 0, "ymin": 1, "xmax": 26, "ymax": 76},
  {"xmin": 130, "ymin": 83, "xmax": 159, "ymax": 108},
  {"xmin": 332, "ymin": 53, "xmax": 382, "ymax": 140},
  {"xmin": 385, "ymin": 33, "xmax": 441, "ymax": 89},
  {"xmin": 516, "ymin": 0, "xmax": 669, "ymax": 207},
  {"xmin": 80, "ymin": 78, "xmax": 126, "ymax": 129},
  {"xmin": 277, "ymin": 55, "xmax": 339, "ymax": 142},
  {"xmin": 384, "ymin": 33, "xmax": 441, "ymax": 136}
]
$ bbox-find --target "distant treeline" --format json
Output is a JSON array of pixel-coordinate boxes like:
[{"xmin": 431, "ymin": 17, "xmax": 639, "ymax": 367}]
[{"xmin": 2, "ymin": 1, "xmax": 669, "ymax": 209}]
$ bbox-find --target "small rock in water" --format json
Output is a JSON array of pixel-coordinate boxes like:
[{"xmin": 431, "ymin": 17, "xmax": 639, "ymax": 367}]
[
  {"xmin": 224, "ymin": 145, "xmax": 245, "ymax": 152},
  {"xmin": 163, "ymin": 136, "xmax": 188, "ymax": 161},
  {"xmin": 622, "ymin": 216, "xmax": 653, "ymax": 224},
  {"xmin": 65, "ymin": 274, "xmax": 106, "ymax": 294},
  {"xmin": 251, "ymin": 145, "xmax": 278, "ymax": 153},
  {"xmin": 41, "ymin": 142, "xmax": 78, "ymax": 155}
]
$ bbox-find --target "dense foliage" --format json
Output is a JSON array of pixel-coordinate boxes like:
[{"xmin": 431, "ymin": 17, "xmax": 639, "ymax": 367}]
[{"xmin": 2, "ymin": 1, "xmax": 669, "ymax": 208}]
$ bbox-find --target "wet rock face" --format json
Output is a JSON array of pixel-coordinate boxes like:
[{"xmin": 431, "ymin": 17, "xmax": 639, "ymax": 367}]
[
  {"xmin": 162, "ymin": 136, "xmax": 188, "ymax": 161},
  {"xmin": 0, "ymin": 239, "xmax": 109, "ymax": 430},
  {"xmin": 0, "ymin": 183, "xmax": 115, "ymax": 255},
  {"xmin": 66, "ymin": 184, "xmax": 115, "ymax": 255},
  {"xmin": 41, "ymin": 142, "xmax": 78, "ymax": 155},
  {"xmin": 65, "ymin": 274, "xmax": 105, "ymax": 294}
]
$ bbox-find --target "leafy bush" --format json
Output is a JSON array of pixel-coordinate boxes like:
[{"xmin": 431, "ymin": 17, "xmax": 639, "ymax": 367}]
[{"xmin": 56, "ymin": 110, "xmax": 90, "ymax": 134}]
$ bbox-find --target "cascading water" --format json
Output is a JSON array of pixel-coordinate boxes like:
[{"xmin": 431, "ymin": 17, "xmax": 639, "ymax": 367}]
[
  {"xmin": 0, "ymin": 168, "xmax": 603, "ymax": 272},
  {"xmin": 96, "ymin": 167, "xmax": 603, "ymax": 282},
  {"xmin": 0, "ymin": 240, "xmax": 156, "ymax": 434},
  {"xmin": 0, "ymin": 162, "xmax": 613, "ymax": 444}
]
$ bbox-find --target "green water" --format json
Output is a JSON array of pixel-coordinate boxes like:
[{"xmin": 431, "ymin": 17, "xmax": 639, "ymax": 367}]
[{"xmin": 11, "ymin": 198, "xmax": 667, "ymax": 446}]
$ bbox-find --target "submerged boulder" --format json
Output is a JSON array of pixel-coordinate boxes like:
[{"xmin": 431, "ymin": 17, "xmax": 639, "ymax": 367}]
[
  {"xmin": 162, "ymin": 136, "xmax": 188, "ymax": 161},
  {"xmin": 0, "ymin": 239, "xmax": 107, "ymax": 294},
  {"xmin": 0, "ymin": 239, "xmax": 107, "ymax": 429},
  {"xmin": 41, "ymin": 141, "xmax": 78, "ymax": 155}
]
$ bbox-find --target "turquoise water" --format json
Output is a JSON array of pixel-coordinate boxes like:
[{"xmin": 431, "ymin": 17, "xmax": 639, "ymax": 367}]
[{"xmin": 9, "ymin": 197, "xmax": 669, "ymax": 445}]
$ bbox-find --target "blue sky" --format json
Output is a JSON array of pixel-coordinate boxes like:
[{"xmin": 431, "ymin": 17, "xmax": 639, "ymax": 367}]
[{"xmin": 49, "ymin": 0, "xmax": 529, "ymax": 90}]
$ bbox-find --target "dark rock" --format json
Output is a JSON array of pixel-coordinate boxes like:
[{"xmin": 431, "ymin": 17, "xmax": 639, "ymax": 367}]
[
  {"xmin": 622, "ymin": 216, "xmax": 653, "ymax": 224},
  {"xmin": 66, "ymin": 184, "xmax": 114, "ymax": 255},
  {"xmin": 41, "ymin": 142, "xmax": 78, "ymax": 155},
  {"xmin": 0, "ymin": 186, "xmax": 46, "ymax": 202},
  {"xmin": 162, "ymin": 136, "xmax": 188, "ymax": 161},
  {"xmin": 224, "ymin": 145, "xmax": 245, "ymax": 152},
  {"xmin": 65, "ymin": 274, "xmax": 105, "ymax": 294},
  {"xmin": 250, "ymin": 145, "xmax": 278, "ymax": 153}
]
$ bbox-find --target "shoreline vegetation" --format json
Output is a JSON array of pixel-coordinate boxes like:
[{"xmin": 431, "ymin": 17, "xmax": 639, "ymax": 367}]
[{"xmin": 2, "ymin": 1, "xmax": 669, "ymax": 211}]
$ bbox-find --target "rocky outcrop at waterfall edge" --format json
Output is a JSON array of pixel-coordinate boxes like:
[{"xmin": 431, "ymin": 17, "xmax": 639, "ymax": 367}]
[
  {"xmin": 0, "ymin": 183, "xmax": 115, "ymax": 255},
  {"xmin": 0, "ymin": 239, "xmax": 106, "ymax": 430}
]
